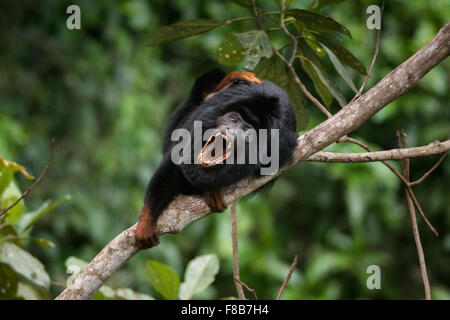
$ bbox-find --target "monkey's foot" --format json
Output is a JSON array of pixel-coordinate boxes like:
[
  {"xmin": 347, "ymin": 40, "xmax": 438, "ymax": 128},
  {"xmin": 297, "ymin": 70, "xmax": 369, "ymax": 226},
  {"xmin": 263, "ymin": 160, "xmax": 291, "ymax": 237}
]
[
  {"xmin": 204, "ymin": 191, "xmax": 227, "ymax": 213},
  {"xmin": 135, "ymin": 208, "xmax": 160, "ymax": 249}
]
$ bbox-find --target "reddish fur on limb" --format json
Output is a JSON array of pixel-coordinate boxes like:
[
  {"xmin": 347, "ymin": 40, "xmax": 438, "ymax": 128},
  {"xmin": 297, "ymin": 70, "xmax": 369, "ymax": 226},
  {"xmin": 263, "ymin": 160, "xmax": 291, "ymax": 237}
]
[
  {"xmin": 135, "ymin": 205, "xmax": 159, "ymax": 249},
  {"xmin": 203, "ymin": 190, "xmax": 227, "ymax": 213}
]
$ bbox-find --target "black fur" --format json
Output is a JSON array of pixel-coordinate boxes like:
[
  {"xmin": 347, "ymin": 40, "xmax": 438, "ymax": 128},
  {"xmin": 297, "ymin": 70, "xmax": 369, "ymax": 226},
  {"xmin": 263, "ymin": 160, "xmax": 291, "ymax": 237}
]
[{"xmin": 136, "ymin": 69, "xmax": 298, "ymax": 248}]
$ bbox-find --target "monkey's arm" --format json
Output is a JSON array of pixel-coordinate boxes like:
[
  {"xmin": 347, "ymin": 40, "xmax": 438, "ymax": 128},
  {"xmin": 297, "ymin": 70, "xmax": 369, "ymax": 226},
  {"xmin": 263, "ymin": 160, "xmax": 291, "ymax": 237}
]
[{"xmin": 136, "ymin": 155, "xmax": 188, "ymax": 248}]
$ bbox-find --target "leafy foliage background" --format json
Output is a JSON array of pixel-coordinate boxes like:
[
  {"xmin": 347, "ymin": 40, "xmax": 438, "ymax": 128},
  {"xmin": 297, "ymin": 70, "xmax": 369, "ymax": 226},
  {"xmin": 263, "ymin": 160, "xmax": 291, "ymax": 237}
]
[{"xmin": 0, "ymin": 0, "xmax": 449, "ymax": 299}]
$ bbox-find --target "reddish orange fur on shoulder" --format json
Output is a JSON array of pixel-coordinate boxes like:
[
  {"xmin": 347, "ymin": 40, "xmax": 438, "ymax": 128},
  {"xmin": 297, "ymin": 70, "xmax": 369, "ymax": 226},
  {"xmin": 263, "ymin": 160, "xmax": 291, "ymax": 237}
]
[{"xmin": 212, "ymin": 71, "xmax": 261, "ymax": 93}]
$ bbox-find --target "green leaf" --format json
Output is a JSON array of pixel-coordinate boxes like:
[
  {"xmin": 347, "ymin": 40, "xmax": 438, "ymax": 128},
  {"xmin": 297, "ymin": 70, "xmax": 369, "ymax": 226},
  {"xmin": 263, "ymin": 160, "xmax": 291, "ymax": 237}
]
[
  {"xmin": 298, "ymin": 48, "xmax": 333, "ymax": 107},
  {"xmin": 147, "ymin": 19, "xmax": 225, "ymax": 46},
  {"xmin": 0, "ymin": 243, "xmax": 50, "ymax": 289},
  {"xmin": 302, "ymin": 29, "xmax": 326, "ymax": 58},
  {"xmin": 17, "ymin": 282, "xmax": 41, "ymax": 300},
  {"xmin": 321, "ymin": 37, "xmax": 367, "ymax": 74},
  {"xmin": 0, "ymin": 155, "xmax": 34, "ymax": 180},
  {"xmin": 321, "ymin": 43, "xmax": 357, "ymax": 92},
  {"xmin": 254, "ymin": 55, "xmax": 309, "ymax": 130},
  {"xmin": 285, "ymin": 73, "xmax": 310, "ymax": 131},
  {"xmin": 145, "ymin": 260, "xmax": 180, "ymax": 300},
  {"xmin": 217, "ymin": 33, "xmax": 246, "ymax": 66},
  {"xmin": 254, "ymin": 55, "xmax": 289, "ymax": 87},
  {"xmin": 287, "ymin": 9, "xmax": 351, "ymax": 38},
  {"xmin": 28, "ymin": 237, "xmax": 55, "ymax": 248},
  {"xmin": 1, "ymin": 182, "xmax": 25, "ymax": 225},
  {"xmin": 65, "ymin": 256, "xmax": 88, "ymax": 269},
  {"xmin": 0, "ymin": 262, "xmax": 19, "ymax": 299},
  {"xmin": 230, "ymin": 0, "xmax": 251, "ymax": 8},
  {"xmin": 115, "ymin": 288, "xmax": 155, "ymax": 300},
  {"xmin": 0, "ymin": 224, "xmax": 22, "ymax": 247},
  {"xmin": 0, "ymin": 161, "xmax": 14, "ymax": 198},
  {"xmin": 179, "ymin": 254, "xmax": 219, "ymax": 300},
  {"xmin": 91, "ymin": 288, "xmax": 114, "ymax": 300},
  {"xmin": 310, "ymin": 61, "xmax": 347, "ymax": 107},
  {"xmin": 235, "ymin": 30, "xmax": 272, "ymax": 70},
  {"xmin": 299, "ymin": 43, "xmax": 347, "ymax": 107},
  {"xmin": 312, "ymin": 0, "xmax": 347, "ymax": 11},
  {"xmin": 96, "ymin": 285, "xmax": 116, "ymax": 300},
  {"xmin": 17, "ymin": 195, "xmax": 71, "ymax": 234}
]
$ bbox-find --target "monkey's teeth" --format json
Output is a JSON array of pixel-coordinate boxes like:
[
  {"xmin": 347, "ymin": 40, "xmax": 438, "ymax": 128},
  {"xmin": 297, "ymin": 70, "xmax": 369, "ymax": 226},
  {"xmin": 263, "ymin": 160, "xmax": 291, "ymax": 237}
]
[{"xmin": 198, "ymin": 131, "xmax": 233, "ymax": 166}]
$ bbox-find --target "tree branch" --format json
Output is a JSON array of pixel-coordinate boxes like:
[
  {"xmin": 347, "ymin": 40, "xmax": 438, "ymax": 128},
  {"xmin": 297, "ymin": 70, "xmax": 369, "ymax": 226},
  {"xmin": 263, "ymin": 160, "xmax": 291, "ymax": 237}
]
[
  {"xmin": 234, "ymin": 277, "xmax": 258, "ymax": 300},
  {"xmin": 276, "ymin": 254, "xmax": 298, "ymax": 300},
  {"xmin": 56, "ymin": 22, "xmax": 450, "ymax": 300},
  {"xmin": 398, "ymin": 130, "xmax": 431, "ymax": 299},
  {"xmin": 231, "ymin": 203, "xmax": 245, "ymax": 300},
  {"xmin": 307, "ymin": 140, "xmax": 450, "ymax": 163}
]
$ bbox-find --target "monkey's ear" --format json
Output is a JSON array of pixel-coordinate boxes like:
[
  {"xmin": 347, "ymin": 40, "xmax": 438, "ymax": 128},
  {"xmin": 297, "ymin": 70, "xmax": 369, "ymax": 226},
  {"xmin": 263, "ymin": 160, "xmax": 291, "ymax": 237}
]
[{"xmin": 190, "ymin": 69, "xmax": 226, "ymax": 101}]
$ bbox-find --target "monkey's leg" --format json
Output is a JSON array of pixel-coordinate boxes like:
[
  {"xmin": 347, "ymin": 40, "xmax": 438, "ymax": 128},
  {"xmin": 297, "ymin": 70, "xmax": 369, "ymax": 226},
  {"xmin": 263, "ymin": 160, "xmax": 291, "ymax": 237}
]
[
  {"xmin": 136, "ymin": 156, "xmax": 181, "ymax": 249},
  {"xmin": 204, "ymin": 190, "xmax": 227, "ymax": 213},
  {"xmin": 135, "ymin": 204, "xmax": 160, "ymax": 249}
]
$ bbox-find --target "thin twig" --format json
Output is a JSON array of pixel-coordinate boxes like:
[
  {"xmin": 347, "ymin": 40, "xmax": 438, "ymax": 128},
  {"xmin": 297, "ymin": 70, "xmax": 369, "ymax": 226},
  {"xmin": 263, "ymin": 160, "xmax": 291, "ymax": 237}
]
[
  {"xmin": 231, "ymin": 203, "xmax": 245, "ymax": 300},
  {"xmin": 398, "ymin": 130, "xmax": 431, "ymax": 300},
  {"xmin": 398, "ymin": 131, "xmax": 438, "ymax": 236},
  {"xmin": 280, "ymin": 0, "xmax": 295, "ymax": 40},
  {"xmin": 351, "ymin": 0, "xmax": 385, "ymax": 102},
  {"xmin": 288, "ymin": 26, "xmax": 302, "ymax": 66},
  {"xmin": 280, "ymin": 0, "xmax": 300, "ymax": 66},
  {"xmin": 404, "ymin": 190, "xmax": 431, "ymax": 299},
  {"xmin": 234, "ymin": 277, "xmax": 258, "ymax": 300},
  {"xmin": 410, "ymin": 152, "xmax": 447, "ymax": 186},
  {"xmin": 406, "ymin": 187, "xmax": 438, "ymax": 237},
  {"xmin": 276, "ymin": 254, "xmax": 298, "ymax": 300},
  {"xmin": 0, "ymin": 137, "xmax": 56, "ymax": 218},
  {"xmin": 341, "ymin": 135, "xmax": 439, "ymax": 236}
]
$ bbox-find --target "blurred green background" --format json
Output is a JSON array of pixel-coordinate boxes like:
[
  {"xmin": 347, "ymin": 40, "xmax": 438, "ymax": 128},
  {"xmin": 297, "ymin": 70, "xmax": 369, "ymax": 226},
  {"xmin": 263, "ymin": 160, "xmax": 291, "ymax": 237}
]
[{"xmin": 0, "ymin": 0, "xmax": 449, "ymax": 299}]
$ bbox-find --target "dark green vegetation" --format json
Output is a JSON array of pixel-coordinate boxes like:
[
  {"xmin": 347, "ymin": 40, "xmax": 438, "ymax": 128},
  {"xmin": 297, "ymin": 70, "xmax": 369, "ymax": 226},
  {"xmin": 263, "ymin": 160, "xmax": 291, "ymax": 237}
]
[{"xmin": 0, "ymin": 0, "xmax": 449, "ymax": 299}]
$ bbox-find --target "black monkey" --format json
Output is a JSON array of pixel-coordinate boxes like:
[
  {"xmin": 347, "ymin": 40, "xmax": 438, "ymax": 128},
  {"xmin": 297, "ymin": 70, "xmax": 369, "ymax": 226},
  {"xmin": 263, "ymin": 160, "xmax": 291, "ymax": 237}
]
[{"xmin": 135, "ymin": 69, "xmax": 298, "ymax": 248}]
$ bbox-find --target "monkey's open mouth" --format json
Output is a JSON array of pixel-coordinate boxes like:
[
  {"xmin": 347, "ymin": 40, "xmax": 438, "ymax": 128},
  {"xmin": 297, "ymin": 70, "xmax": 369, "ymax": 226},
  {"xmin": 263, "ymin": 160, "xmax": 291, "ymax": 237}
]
[{"xmin": 198, "ymin": 131, "xmax": 233, "ymax": 166}]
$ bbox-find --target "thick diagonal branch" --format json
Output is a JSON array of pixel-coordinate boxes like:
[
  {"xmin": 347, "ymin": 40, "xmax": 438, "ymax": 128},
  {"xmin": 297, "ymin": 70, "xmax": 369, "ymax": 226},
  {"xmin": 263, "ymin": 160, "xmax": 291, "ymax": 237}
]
[{"xmin": 56, "ymin": 23, "xmax": 450, "ymax": 300}]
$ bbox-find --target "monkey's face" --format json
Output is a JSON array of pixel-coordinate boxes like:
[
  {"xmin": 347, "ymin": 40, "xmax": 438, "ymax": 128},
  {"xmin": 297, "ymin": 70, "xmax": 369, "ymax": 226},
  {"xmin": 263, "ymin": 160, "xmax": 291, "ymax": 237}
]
[
  {"xmin": 216, "ymin": 112, "xmax": 253, "ymax": 142},
  {"xmin": 199, "ymin": 112, "xmax": 255, "ymax": 166}
]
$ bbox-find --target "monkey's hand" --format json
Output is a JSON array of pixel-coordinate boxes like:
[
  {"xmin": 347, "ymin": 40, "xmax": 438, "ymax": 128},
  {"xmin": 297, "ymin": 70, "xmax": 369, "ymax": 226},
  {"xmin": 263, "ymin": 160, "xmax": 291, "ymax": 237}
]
[
  {"xmin": 135, "ymin": 206, "xmax": 160, "ymax": 249},
  {"xmin": 204, "ymin": 190, "xmax": 227, "ymax": 213}
]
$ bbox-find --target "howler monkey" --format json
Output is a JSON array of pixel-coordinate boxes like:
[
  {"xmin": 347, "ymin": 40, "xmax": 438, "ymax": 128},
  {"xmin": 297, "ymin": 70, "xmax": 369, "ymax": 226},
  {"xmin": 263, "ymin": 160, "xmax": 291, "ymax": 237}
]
[{"xmin": 135, "ymin": 69, "xmax": 298, "ymax": 249}]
